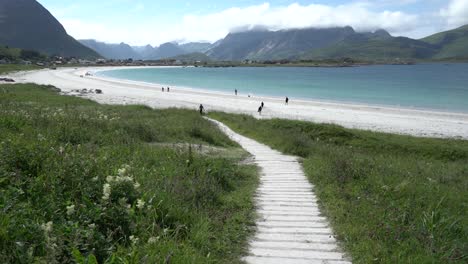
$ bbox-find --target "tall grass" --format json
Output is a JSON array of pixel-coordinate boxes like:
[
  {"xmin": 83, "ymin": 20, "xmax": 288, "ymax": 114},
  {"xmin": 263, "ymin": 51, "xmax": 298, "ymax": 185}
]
[
  {"xmin": 209, "ymin": 112, "xmax": 467, "ymax": 263},
  {"xmin": 0, "ymin": 84, "xmax": 257, "ymax": 263}
]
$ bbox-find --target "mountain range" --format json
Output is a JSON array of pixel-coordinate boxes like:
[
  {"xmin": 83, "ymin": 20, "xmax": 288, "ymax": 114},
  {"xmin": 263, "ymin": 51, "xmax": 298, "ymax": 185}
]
[
  {"xmin": 0, "ymin": 0, "xmax": 99, "ymax": 58},
  {"xmin": 79, "ymin": 40, "xmax": 214, "ymax": 60},
  {"xmin": 79, "ymin": 25, "xmax": 468, "ymax": 62},
  {"xmin": 1, "ymin": 0, "xmax": 467, "ymax": 62}
]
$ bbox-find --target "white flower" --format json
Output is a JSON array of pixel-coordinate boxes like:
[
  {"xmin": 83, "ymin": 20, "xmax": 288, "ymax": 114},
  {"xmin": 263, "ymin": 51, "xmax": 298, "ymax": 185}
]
[
  {"xmin": 88, "ymin": 223, "xmax": 96, "ymax": 229},
  {"xmin": 66, "ymin": 204, "xmax": 75, "ymax": 215},
  {"xmin": 102, "ymin": 183, "xmax": 111, "ymax": 200},
  {"xmin": 133, "ymin": 182, "xmax": 140, "ymax": 189},
  {"xmin": 118, "ymin": 168, "xmax": 126, "ymax": 176},
  {"xmin": 129, "ymin": 235, "xmax": 139, "ymax": 245},
  {"xmin": 136, "ymin": 199, "xmax": 145, "ymax": 209},
  {"xmin": 106, "ymin": 176, "xmax": 114, "ymax": 182},
  {"xmin": 147, "ymin": 237, "xmax": 158, "ymax": 244},
  {"xmin": 41, "ymin": 221, "xmax": 53, "ymax": 233},
  {"xmin": 92, "ymin": 176, "xmax": 99, "ymax": 182}
]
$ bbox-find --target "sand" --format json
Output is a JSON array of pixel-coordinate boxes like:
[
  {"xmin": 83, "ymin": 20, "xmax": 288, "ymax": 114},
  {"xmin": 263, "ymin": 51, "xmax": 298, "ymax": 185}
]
[{"xmin": 8, "ymin": 66, "xmax": 468, "ymax": 139}]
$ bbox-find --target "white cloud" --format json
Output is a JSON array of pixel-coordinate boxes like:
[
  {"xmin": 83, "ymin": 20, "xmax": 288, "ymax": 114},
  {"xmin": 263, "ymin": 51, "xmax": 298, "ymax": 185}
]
[
  {"xmin": 59, "ymin": 2, "xmax": 429, "ymax": 45},
  {"xmin": 440, "ymin": 0, "xmax": 468, "ymax": 28}
]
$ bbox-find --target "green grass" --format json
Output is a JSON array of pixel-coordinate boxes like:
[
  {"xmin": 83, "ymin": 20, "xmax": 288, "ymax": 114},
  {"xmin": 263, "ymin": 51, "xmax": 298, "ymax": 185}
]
[
  {"xmin": 209, "ymin": 112, "xmax": 468, "ymax": 263},
  {"xmin": 0, "ymin": 64, "xmax": 40, "ymax": 75},
  {"xmin": 0, "ymin": 84, "xmax": 258, "ymax": 263}
]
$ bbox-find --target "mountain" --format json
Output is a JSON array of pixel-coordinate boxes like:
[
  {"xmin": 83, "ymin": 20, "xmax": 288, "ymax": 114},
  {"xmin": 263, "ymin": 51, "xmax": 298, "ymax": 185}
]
[
  {"xmin": 420, "ymin": 25, "xmax": 468, "ymax": 59},
  {"xmin": 80, "ymin": 39, "xmax": 140, "ymax": 60},
  {"xmin": 303, "ymin": 30, "xmax": 439, "ymax": 60},
  {"xmin": 206, "ymin": 27, "xmax": 356, "ymax": 61},
  {"xmin": 169, "ymin": 52, "xmax": 212, "ymax": 62},
  {"xmin": 179, "ymin": 42, "xmax": 213, "ymax": 53},
  {"xmin": 0, "ymin": 0, "xmax": 100, "ymax": 58},
  {"xmin": 132, "ymin": 44, "xmax": 156, "ymax": 59},
  {"xmin": 147, "ymin": 42, "xmax": 186, "ymax": 60}
]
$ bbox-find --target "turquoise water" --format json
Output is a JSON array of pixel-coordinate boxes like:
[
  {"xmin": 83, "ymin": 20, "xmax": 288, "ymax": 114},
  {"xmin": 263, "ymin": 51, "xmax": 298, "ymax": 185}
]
[{"xmin": 98, "ymin": 64, "xmax": 468, "ymax": 113}]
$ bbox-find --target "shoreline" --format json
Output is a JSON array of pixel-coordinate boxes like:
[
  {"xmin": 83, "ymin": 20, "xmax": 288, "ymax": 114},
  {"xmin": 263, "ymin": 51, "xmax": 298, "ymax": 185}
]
[
  {"xmin": 10, "ymin": 66, "xmax": 468, "ymax": 139},
  {"xmin": 95, "ymin": 67, "xmax": 468, "ymax": 116}
]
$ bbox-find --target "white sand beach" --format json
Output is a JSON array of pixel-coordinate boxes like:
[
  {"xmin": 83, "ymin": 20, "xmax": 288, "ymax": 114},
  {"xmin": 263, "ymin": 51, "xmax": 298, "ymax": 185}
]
[{"xmin": 9, "ymin": 66, "xmax": 468, "ymax": 139}]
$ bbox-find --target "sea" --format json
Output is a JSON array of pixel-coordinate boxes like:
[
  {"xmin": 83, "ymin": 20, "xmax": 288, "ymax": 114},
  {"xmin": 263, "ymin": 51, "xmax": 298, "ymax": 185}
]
[{"xmin": 97, "ymin": 63, "xmax": 468, "ymax": 113}]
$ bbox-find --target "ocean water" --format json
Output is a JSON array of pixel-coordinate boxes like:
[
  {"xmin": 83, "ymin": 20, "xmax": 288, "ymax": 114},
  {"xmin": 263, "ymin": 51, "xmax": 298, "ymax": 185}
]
[{"xmin": 98, "ymin": 64, "xmax": 468, "ymax": 113}]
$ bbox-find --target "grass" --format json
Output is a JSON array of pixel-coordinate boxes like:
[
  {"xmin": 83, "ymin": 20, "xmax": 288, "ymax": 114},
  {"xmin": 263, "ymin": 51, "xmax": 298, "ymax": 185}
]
[
  {"xmin": 209, "ymin": 112, "xmax": 468, "ymax": 263},
  {"xmin": 0, "ymin": 84, "xmax": 258, "ymax": 263},
  {"xmin": 0, "ymin": 64, "xmax": 41, "ymax": 75}
]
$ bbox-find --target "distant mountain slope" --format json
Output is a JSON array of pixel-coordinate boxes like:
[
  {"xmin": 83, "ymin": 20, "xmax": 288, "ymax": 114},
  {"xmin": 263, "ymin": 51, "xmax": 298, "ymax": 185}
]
[
  {"xmin": 132, "ymin": 45, "xmax": 156, "ymax": 59},
  {"xmin": 170, "ymin": 52, "xmax": 212, "ymax": 62},
  {"xmin": 421, "ymin": 25, "xmax": 468, "ymax": 59},
  {"xmin": 303, "ymin": 31, "xmax": 439, "ymax": 60},
  {"xmin": 0, "ymin": 0, "xmax": 100, "ymax": 58},
  {"xmin": 179, "ymin": 42, "xmax": 212, "ymax": 53},
  {"xmin": 80, "ymin": 40, "xmax": 140, "ymax": 60},
  {"xmin": 148, "ymin": 42, "xmax": 186, "ymax": 60},
  {"xmin": 206, "ymin": 27, "xmax": 356, "ymax": 60}
]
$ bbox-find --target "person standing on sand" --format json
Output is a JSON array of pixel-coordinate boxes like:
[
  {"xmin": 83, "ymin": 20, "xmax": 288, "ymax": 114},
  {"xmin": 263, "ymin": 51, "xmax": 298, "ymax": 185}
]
[
  {"xmin": 285, "ymin": 97, "xmax": 289, "ymax": 105},
  {"xmin": 235, "ymin": 89, "xmax": 238, "ymax": 96},
  {"xmin": 162, "ymin": 87, "xmax": 165, "ymax": 92},
  {"xmin": 199, "ymin": 104, "xmax": 204, "ymax": 115},
  {"xmin": 258, "ymin": 105, "xmax": 263, "ymax": 115},
  {"xmin": 167, "ymin": 87, "xmax": 170, "ymax": 92},
  {"xmin": 261, "ymin": 101, "xmax": 264, "ymax": 108}
]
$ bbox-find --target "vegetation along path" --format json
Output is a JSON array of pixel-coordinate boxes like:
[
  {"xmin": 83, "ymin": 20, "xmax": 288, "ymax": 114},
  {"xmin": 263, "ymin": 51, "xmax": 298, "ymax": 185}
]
[{"xmin": 208, "ymin": 118, "xmax": 351, "ymax": 264}]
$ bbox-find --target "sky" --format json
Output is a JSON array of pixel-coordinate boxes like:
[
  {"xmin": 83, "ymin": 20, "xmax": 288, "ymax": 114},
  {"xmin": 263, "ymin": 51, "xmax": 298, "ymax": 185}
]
[{"xmin": 37, "ymin": 0, "xmax": 468, "ymax": 46}]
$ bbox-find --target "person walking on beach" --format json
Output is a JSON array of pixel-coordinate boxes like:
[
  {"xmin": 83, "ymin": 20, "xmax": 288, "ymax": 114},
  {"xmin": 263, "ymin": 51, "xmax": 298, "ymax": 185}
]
[
  {"xmin": 258, "ymin": 105, "xmax": 263, "ymax": 115},
  {"xmin": 167, "ymin": 87, "xmax": 170, "ymax": 92},
  {"xmin": 199, "ymin": 104, "xmax": 205, "ymax": 115},
  {"xmin": 261, "ymin": 101, "xmax": 264, "ymax": 108},
  {"xmin": 235, "ymin": 89, "xmax": 238, "ymax": 96},
  {"xmin": 162, "ymin": 87, "xmax": 165, "ymax": 92},
  {"xmin": 285, "ymin": 97, "xmax": 289, "ymax": 105}
]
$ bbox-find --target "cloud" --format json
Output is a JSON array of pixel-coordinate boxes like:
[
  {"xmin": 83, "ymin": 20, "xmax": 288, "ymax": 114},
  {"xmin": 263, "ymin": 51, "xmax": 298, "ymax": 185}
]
[
  {"xmin": 440, "ymin": 0, "xmax": 468, "ymax": 28},
  {"xmin": 59, "ymin": 2, "xmax": 432, "ymax": 45}
]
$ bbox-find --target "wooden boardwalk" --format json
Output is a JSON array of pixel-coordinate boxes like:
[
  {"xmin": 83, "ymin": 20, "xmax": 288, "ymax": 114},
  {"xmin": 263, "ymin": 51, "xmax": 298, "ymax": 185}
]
[{"xmin": 208, "ymin": 118, "xmax": 351, "ymax": 264}]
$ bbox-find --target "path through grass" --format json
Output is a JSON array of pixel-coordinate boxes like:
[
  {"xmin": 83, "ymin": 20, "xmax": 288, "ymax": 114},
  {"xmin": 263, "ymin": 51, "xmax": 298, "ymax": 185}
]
[{"xmin": 209, "ymin": 112, "xmax": 467, "ymax": 263}]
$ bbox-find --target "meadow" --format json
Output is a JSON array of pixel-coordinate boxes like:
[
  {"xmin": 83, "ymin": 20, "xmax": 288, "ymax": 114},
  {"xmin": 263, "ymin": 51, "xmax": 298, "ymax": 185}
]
[
  {"xmin": 0, "ymin": 84, "xmax": 258, "ymax": 263},
  {"xmin": 209, "ymin": 112, "xmax": 467, "ymax": 263}
]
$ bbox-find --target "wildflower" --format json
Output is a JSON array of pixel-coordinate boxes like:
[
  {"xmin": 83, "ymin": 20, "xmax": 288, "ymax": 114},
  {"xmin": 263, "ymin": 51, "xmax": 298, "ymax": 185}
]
[
  {"xmin": 134, "ymin": 182, "xmax": 141, "ymax": 189},
  {"xmin": 88, "ymin": 223, "xmax": 96, "ymax": 229},
  {"xmin": 129, "ymin": 235, "xmax": 139, "ymax": 245},
  {"xmin": 59, "ymin": 146, "xmax": 65, "ymax": 154},
  {"xmin": 66, "ymin": 204, "xmax": 75, "ymax": 215},
  {"xmin": 136, "ymin": 199, "xmax": 145, "ymax": 209},
  {"xmin": 102, "ymin": 183, "xmax": 111, "ymax": 200},
  {"xmin": 92, "ymin": 176, "xmax": 99, "ymax": 182},
  {"xmin": 148, "ymin": 237, "xmax": 158, "ymax": 244},
  {"xmin": 106, "ymin": 175, "xmax": 114, "ymax": 182},
  {"xmin": 41, "ymin": 221, "xmax": 53, "ymax": 233},
  {"xmin": 118, "ymin": 168, "xmax": 126, "ymax": 176}
]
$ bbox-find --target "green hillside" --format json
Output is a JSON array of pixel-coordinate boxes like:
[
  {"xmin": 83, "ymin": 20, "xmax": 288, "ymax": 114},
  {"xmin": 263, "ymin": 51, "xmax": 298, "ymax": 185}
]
[
  {"xmin": 421, "ymin": 25, "xmax": 468, "ymax": 59},
  {"xmin": 170, "ymin": 52, "xmax": 212, "ymax": 62},
  {"xmin": 303, "ymin": 34, "xmax": 438, "ymax": 61},
  {"xmin": 0, "ymin": 0, "xmax": 100, "ymax": 59}
]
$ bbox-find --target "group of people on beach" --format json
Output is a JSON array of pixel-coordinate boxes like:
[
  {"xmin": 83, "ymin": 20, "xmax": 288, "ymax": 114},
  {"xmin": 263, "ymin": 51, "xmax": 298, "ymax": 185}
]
[
  {"xmin": 198, "ymin": 90, "xmax": 289, "ymax": 116},
  {"xmin": 161, "ymin": 87, "xmax": 170, "ymax": 92}
]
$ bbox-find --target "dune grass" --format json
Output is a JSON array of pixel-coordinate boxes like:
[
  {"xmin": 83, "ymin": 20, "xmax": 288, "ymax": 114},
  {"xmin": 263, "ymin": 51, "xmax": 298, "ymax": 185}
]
[
  {"xmin": 209, "ymin": 112, "xmax": 467, "ymax": 263},
  {"xmin": 0, "ymin": 84, "xmax": 258, "ymax": 263},
  {"xmin": 0, "ymin": 64, "xmax": 40, "ymax": 75}
]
